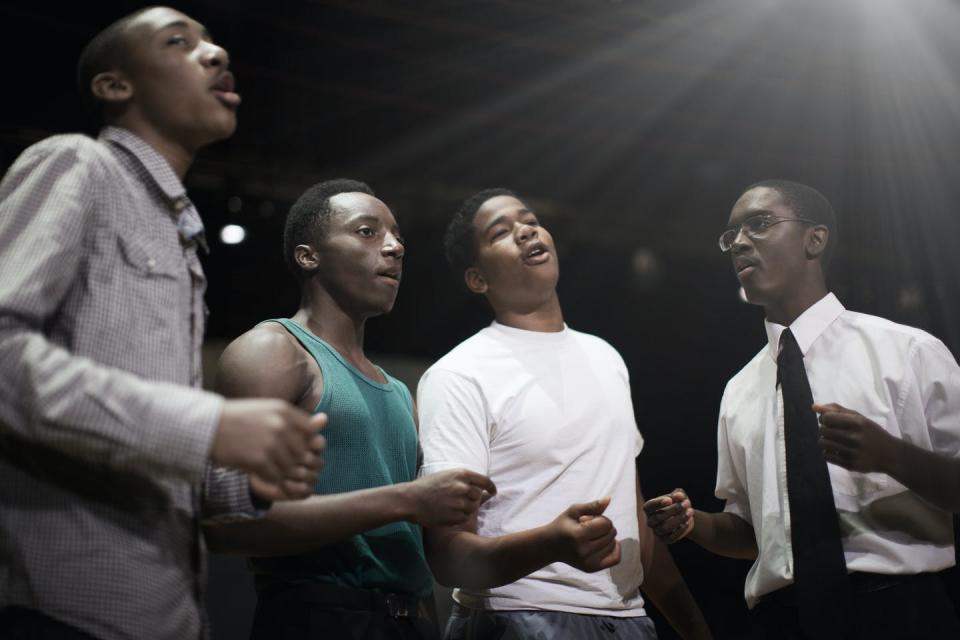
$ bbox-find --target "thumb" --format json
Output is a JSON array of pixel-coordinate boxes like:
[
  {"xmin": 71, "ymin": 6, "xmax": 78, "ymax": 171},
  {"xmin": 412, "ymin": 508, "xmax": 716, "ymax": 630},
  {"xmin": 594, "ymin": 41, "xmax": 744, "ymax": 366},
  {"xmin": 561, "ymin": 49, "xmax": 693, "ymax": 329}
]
[
  {"xmin": 308, "ymin": 411, "xmax": 328, "ymax": 431},
  {"xmin": 567, "ymin": 496, "xmax": 611, "ymax": 519},
  {"xmin": 812, "ymin": 402, "xmax": 852, "ymax": 415}
]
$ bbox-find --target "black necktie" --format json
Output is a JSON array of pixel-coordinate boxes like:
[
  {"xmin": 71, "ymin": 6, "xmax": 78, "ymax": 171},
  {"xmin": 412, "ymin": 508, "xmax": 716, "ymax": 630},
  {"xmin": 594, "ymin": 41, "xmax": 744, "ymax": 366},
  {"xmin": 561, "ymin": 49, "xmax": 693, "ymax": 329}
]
[{"xmin": 778, "ymin": 328, "xmax": 851, "ymax": 638}]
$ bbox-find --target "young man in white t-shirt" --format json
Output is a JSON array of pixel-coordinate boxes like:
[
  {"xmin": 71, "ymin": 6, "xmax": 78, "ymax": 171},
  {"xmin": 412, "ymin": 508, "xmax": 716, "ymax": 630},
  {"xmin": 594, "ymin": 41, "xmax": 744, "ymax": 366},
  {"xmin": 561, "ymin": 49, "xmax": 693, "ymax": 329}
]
[{"xmin": 417, "ymin": 188, "xmax": 711, "ymax": 639}]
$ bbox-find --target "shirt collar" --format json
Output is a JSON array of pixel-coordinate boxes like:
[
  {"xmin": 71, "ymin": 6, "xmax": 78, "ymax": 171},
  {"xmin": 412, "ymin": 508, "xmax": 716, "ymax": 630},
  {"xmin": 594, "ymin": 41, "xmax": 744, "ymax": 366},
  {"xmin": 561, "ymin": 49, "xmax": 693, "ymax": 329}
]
[
  {"xmin": 100, "ymin": 126, "xmax": 207, "ymax": 251},
  {"xmin": 764, "ymin": 292, "xmax": 845, "ymax": 362},
  {"xmin": 99, "ymin": 126, "xmax": 187, "ymax": 203}
]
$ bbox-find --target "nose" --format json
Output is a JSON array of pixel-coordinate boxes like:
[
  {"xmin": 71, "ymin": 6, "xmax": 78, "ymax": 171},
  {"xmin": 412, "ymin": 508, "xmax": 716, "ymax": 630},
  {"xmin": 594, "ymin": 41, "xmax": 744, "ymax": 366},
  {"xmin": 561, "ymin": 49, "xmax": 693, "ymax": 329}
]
[
  {"xmin": 200, "ymin": 40, "xmax": 230, "ymax": 70},
  {"xmin": 382, "ymin": 232, "xmax": 404, "ymax": 259},
  {"xmin": 515, "ymin": 221, "xmax": 538, "ymax": 243},
  {"xmin": 730, "ymin": 225, "xmax": 752, "ymax": 254}
]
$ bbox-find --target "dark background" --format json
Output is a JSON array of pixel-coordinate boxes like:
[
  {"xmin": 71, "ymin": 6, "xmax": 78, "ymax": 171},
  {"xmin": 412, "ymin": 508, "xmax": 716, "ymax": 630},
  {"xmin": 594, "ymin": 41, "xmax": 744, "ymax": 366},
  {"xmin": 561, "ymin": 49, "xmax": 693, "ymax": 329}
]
[{"xmin": 3, "ymin": 1, "xmax": 960, "ymax": 638}]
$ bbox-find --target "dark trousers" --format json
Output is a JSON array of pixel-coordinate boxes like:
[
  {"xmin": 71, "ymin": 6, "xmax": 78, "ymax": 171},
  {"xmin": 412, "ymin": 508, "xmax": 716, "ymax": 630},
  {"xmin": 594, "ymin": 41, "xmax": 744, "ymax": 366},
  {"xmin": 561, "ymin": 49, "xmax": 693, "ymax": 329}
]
[
  {"xmin": 0, "ymin": 607, "xmax": 101, "ymax": 640},
  {"xmin": 752, "ymin": 572, "xmax": 960, "ymax": 640},
  {"xmin": 250, "ymin": 582, "xmax": 440, "ymax": 640}
]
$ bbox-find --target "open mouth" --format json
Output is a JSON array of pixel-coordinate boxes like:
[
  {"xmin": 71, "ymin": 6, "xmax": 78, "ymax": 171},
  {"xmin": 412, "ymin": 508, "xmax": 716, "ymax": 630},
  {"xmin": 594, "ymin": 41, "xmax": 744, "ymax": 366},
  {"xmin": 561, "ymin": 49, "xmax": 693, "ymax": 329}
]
[
  {"xmin": 211, "ymin": 72, "xmax": 242, "ymax": 107},
  {"xmin": 523, "ymin": 242, "xmax": 550, "ymax": 265}
]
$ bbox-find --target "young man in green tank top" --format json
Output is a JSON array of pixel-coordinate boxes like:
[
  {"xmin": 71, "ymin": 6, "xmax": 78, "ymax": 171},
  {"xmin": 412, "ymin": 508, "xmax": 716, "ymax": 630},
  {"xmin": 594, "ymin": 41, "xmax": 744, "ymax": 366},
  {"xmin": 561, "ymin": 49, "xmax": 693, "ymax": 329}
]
[{"xmin": 204, "ymin": 179, "xmax": 496, "ymax": 640}]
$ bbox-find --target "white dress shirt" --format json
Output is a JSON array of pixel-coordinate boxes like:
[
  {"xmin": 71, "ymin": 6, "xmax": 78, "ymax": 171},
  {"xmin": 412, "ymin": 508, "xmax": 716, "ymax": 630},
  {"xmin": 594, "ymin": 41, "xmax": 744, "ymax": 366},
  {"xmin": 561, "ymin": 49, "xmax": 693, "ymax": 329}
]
[{"xmin": 716, "ymin": 292, "xmax": 960, "ymax": 608}]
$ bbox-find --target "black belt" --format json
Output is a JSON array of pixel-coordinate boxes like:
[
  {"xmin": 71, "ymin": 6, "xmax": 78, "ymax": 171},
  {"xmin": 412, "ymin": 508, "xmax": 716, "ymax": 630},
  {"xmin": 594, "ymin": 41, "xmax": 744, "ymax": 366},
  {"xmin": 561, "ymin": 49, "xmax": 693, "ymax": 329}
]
[
  {"xmin": 259, "ymin": 581, "xmax": 429, "ymax": 620},
  {"xmin": 759, "ymin": 572, "xmax": 930, "ymax": 608}
]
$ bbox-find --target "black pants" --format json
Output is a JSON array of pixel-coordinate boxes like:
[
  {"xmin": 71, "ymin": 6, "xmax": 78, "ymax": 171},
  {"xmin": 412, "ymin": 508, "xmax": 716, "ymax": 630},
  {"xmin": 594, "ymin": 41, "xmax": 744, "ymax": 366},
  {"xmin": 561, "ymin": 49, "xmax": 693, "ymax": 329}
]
[
  {"xmin": 250, "ymin": 582, "xmax": 440, "ymax": 640},
  {"xmin": 752, "ymin": 572, "xmax": 960, "ymax": 640},
  {"xmin": 0, "ymin": 608, "xmax": 101, "ymax": 640}
]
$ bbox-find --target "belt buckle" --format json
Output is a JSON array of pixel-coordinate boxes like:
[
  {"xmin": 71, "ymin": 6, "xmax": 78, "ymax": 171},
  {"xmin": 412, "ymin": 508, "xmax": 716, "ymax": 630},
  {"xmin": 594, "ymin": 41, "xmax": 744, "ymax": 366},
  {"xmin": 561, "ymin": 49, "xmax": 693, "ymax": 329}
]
[{"xmin": 385, "ymin": 594, "xmax": 410, "ymax": 619}]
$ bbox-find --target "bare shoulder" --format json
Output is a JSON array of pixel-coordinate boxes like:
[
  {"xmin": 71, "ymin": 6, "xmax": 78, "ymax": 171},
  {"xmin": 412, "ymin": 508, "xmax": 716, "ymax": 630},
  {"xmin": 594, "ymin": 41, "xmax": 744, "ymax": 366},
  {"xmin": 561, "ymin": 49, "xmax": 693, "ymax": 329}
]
[{"xmin": 216, "ymin": 322, "xmax": 315, "ymax": 402}]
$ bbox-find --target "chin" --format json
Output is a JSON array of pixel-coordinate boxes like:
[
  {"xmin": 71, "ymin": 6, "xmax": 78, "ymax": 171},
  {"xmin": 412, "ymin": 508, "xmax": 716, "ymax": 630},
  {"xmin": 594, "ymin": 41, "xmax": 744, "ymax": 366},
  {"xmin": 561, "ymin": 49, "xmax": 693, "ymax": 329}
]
[{"xmin": 199, "ymin": 114, "xmax": 238, "ymax": 145}]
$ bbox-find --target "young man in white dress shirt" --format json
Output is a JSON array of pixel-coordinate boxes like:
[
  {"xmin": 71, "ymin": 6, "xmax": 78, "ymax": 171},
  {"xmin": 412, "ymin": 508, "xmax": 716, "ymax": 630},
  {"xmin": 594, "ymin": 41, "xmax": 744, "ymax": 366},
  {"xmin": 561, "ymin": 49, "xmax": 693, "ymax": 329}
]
[
  {"xmin": 644, "ymin": 180, "xmax": 960, "ymax": 639},
  {"xmin": 417, "ymin": 188, "xmax": 711, "ymax": 639}
]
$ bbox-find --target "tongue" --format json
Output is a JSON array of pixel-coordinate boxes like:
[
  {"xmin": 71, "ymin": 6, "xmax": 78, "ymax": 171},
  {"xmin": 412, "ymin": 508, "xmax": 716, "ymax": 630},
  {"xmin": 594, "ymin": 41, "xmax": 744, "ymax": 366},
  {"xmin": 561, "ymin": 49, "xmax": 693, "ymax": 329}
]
[{"xmin": 213, "ymin": 90, "xmax": 242, "ymax": 107}]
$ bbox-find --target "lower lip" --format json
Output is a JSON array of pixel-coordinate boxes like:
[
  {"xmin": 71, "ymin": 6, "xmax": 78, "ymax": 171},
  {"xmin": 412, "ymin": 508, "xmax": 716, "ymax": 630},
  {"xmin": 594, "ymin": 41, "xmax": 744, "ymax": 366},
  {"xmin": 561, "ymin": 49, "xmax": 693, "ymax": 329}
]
[
  {"xmin": 377, "ymin": 275, "xmax": 400, "ymax": 287},
  {"xmin": 212, "ymin": 90, "xmax": 242, "ymax": 107},
  {"xmin": 523, "ymin": 252, "xmax": 550, "ymax": 266},
  {"xmin": 737, "ymin": 265, "xmax": 756, "ymax": 279}
]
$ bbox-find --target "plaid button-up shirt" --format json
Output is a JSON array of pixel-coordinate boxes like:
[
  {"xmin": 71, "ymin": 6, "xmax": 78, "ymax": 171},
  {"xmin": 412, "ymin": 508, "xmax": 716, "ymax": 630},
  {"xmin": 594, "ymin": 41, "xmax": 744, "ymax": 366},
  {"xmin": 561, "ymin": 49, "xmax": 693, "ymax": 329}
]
[{"xmin": 0, "ymin": 127, "xmax": 259, "ymax": 640}]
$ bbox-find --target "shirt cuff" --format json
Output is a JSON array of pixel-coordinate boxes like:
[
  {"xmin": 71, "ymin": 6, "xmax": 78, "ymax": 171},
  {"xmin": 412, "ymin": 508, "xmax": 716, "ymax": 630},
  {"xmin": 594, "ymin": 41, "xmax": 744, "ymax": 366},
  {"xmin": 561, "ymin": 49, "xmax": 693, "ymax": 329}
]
[{"xmin": 202, "ymin": 466, "xmax": 271, "ymax": 524}]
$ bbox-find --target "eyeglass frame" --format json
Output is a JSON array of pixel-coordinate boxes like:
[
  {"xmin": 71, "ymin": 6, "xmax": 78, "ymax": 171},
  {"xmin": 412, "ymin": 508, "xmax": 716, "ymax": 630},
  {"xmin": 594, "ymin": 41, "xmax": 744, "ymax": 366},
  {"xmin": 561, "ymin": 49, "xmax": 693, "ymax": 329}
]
[{"xmin": 718, "ymin": 214, "xmax": 818, "ymax": 252}]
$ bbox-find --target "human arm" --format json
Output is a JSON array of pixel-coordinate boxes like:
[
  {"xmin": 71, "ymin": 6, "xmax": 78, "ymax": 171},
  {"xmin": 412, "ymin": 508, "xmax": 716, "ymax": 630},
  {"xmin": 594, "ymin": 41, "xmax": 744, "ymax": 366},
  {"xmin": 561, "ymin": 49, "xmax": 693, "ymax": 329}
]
[
  {"xmin": 816, "ymin": 402, "xmax": 960, "ymax": 512},
  {"xmin": 424, "ymin": 497, "xmax": 621, "ymax": 589},
  {"xmin": 206, "ymin": 468, "xmax": 496, "ymax": 555},
  {"xmin": 637, "ymin": 478, "xmax": 712, "ymax": 640},
  {"xmin": 0, "ymin": 139, "xmax": 323, "ymax": 494},
  {"xmin": 205, "ymin": 328, "xmax": 495, "ymax": 551},
  {"xmin": 0, "ymin": 138, "xmax": 221, "ymax": 481},
  {"xmin": 815, "ymin": 334, "xmax": 960, "ymax": 512},
  {"xmin": 643, "ymin": 489, "xmax": 758, "ymax": 560}
]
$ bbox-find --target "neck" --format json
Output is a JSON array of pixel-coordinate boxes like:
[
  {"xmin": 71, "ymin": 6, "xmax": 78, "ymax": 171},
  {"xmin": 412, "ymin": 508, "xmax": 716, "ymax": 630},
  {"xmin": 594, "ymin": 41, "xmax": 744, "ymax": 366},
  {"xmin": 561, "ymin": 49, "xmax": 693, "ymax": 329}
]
[
  {"xmin": 764, "ymin": 282, "xmax": 829, "ymax": 326},
  {"xmin": 108, "ymin": 116, "xmax": 196, "ymax": 179},
  {"xmin": 294, "ymin": 287, "xmax": 368, "ymax": 360},
  {"xmin": 492, "ymin": 291, "xmax": 565, "ymax": 332}
]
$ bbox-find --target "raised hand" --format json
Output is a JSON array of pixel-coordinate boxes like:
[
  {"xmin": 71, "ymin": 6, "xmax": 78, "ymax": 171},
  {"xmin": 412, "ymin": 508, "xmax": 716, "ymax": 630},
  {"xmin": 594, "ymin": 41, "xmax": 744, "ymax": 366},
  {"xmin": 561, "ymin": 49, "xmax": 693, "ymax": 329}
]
[
  {"xmin": 212, "ymin": 399, "xmax": 327, "ymax": 500},
  {"xmin": 643, "ymin": 489, "xmax": 694, "ymax": 544},
  {"xmin": 815, "ymin": 402, "xmax": 899, "ymax": 474},
  {"xmin": 550, "ymin": 497, "xmax": 622, "ymax": 572},
  {"xmin": 407, "ymin": 469, "xmax": 497, "ymax": 527}
]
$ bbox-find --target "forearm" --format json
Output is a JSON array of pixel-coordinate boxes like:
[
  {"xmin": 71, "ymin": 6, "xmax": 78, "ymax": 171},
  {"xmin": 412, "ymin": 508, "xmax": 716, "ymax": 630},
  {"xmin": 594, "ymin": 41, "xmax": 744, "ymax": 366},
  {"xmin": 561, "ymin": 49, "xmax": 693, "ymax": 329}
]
[
  {"xmin": 204, "ymin": 482, "xmax": 417, "ymax": 556},
  {"xmin": 884, "ymin": 440, "xmax": 960, "ymax": 512},
  {"xmin": 426, "ymin": 525, "xmax": 559, "ymax": 590},
  {"xmin": 687, "ymin": 511, "xmax": 757, "ymax": 560},
  {"xmin": 641, "ymin": 537, "xmax": 712, "ymax": 640},
  {"xmin": 0, "ymin": 326, "xmax": 221, "ymax": 481}
]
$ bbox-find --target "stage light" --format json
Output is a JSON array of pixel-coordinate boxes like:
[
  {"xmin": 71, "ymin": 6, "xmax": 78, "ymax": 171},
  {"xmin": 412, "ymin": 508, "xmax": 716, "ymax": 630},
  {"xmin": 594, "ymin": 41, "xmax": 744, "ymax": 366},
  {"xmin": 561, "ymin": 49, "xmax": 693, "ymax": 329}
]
[{"xmin": 220, "ymin": 224, "xmax": 247, "ymax": 245}]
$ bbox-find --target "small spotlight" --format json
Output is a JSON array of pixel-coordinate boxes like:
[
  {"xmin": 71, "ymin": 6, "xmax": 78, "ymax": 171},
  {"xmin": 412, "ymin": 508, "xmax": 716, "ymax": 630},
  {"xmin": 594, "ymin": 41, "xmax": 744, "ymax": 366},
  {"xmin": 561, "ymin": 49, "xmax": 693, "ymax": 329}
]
[
  {"xmin": 227, "ymin": 196, "xmax": 243, "ymax": 213},
  {"xmin": 220, "ymin": 224, "xmax": 247, "ymax": 245}
]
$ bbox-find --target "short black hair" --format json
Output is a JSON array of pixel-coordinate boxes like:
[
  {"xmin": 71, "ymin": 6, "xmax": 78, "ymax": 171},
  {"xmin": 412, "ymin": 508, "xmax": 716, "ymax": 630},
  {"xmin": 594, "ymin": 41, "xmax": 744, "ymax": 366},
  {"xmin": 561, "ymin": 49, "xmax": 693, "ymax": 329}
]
[
  {"xmin": 283, "ymin": 179, "xmax": 376, "ymax": 279},
  {"xmin": 444, "ymin": 188, "xmax": 516, "ymax": 277},
  {"xmin": 744, "ymin": 179, "xmax": 838, "ymax": 269},
  {"xmin": 76, "ymin": 7, "xmax": 152, "ymax": 125}
]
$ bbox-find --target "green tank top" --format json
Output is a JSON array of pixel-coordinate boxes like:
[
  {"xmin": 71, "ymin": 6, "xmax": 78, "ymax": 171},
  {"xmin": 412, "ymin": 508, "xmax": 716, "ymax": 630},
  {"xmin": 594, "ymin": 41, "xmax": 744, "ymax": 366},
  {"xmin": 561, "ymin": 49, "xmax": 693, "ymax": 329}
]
[{"xmin": 248, "ymin": 319, "xmax": 432, "ymax": 598}]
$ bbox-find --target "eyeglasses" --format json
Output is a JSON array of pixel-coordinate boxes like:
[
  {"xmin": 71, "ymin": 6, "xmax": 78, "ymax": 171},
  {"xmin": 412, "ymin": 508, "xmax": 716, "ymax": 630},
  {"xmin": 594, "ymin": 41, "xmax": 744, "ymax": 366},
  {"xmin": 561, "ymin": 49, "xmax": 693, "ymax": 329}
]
[{"xmin": 718, "ymin": 214, "xmax": 817, "ymax": 252}]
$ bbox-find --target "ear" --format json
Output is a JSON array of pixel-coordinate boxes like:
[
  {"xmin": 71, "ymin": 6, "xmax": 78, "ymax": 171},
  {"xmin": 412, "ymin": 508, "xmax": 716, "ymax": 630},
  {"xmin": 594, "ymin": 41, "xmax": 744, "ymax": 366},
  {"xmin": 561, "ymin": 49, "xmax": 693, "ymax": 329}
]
[
  {"xmin": 805, "ymin": 225, "xmax": 829, "ymax": 260},
  {"xmin": 90, "ymin": 70, "xmax": 133, "ymax": 106},
  {"xmin": 464, "ymin": 266, "xmax": 488, "ymax": 295},
  {"xmin": 294, "ymin": 244, "xmax": 320, "ymax": 274}
]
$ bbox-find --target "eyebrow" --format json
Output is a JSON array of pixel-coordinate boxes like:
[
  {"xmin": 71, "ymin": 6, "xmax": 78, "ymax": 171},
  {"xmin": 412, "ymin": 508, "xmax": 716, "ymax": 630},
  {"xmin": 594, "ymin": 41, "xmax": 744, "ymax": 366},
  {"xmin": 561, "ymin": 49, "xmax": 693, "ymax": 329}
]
[
  {"xmin": 159, "ymin": 20, "xmax": 213, "ymax": 41},
  {"xmin": 483, "ymin": 208, "xmax": 534, "ymax": 234},
  {"xmin": 727, "ymin": 209, "xmax": 775, "ymax": 227}
]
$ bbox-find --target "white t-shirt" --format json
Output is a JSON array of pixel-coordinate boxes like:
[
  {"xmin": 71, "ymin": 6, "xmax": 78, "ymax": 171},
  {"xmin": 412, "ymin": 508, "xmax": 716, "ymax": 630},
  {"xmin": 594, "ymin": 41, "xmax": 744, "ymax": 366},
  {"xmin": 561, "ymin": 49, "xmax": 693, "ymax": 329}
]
[
  {"xmin": 717, "ymin": 292, "xmax": 960, "ymax": 608},
  {"xmin": 417, "ymin": 321, "xmax": 646, "ymax": 617}
]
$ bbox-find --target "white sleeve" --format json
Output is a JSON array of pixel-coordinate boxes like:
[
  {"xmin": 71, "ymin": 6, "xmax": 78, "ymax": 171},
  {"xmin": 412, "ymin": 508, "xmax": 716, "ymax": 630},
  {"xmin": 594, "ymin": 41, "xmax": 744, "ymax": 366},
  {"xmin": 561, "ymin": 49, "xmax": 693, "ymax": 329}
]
[
  {"xmin": 416, "ymin": 367, "xmax": 491, "ymax": 476},
  {"xmin": 899, "ymin": 336, "xmax": 960, "ymax": 457},
  {"xmin": 715, "ymin": 390, "xmax": 751, "ymax": 523}
]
